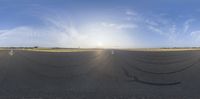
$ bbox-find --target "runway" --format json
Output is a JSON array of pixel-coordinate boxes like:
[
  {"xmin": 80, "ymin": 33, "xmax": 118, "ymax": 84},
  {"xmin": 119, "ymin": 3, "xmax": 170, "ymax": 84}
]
[{"xmin": 0, "ymin": 50, "xmax": 200, "ymax": 98}]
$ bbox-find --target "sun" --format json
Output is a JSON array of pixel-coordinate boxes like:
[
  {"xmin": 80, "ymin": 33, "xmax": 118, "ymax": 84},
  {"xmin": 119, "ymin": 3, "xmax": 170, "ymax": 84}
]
[{"xmin": 97, "ymin": 41, "xmax": 103, "ymax": 47}]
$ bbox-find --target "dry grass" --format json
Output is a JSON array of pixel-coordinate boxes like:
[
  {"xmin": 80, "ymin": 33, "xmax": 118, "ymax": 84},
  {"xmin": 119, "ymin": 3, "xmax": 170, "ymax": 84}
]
[
  {"xmin": 120, "ymin": 48, "xmax": 200, "ymax": 52},
  {"xmin": 1, "ymin": 47, "xmax": 200, "ymax": 52},
  {"xmin": 20, "ymin": 48, "xmax": 102, "ymax": 52},
  {"xmin": 0, "ymin": 48, "xmax": 9, "ymax": 51}
]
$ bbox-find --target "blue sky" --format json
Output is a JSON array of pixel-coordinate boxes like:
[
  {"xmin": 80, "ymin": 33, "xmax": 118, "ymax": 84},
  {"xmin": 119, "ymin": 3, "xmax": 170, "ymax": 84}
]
[{"xmin": 1, "ymin": 0, "xmax": 200, "ymax": 48}]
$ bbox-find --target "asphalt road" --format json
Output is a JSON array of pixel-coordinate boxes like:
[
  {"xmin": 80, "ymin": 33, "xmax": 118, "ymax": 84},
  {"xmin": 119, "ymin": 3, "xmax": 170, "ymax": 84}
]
[{"xmin": 0, "ymin": 50, "xmax": 200, "ymax": 98}]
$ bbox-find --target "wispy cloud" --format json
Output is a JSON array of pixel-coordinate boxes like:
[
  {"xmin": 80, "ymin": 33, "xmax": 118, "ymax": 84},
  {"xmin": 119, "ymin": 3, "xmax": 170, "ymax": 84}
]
[
  {"xmin": 191, "ymin": 30, "xmax": 200, "ymax": 41},
  {"xmin": 101, "ymin": 22, "xmax": 137, "ymax": 29},
  {"xmin": 148, "ymin": 25, "xmax": 164, "ymax": 35},
  {"xmin": 147, "ymin": 23, "xmax": 179, "ymax": 44},
  {"xmin": 0, "ymin": 27, "xmax": 37, "ymax": 47},
  {"xmin": 145, "ymin": 20, "xmax": 159, "ymax": 26},
  {"xmin": 0, "ymin": 6, "xmax": 199, "ymax": 48},
  {"xmin": 0, "ymin": 30, "xmax": 9, "ymax": 35},
  {"xmin": 183, "ymin": 19, "xmax": 195, "ymax": 33},
  {"xmin": 125, "ymin": 10, "xmax": 137, "ymax": 16}
]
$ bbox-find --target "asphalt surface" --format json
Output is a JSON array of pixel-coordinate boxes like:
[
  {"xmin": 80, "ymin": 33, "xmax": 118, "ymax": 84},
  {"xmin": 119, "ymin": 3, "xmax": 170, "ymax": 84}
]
[{"xmin": 0, "ymin": 50, "xmax": 200, "ymax": 98}]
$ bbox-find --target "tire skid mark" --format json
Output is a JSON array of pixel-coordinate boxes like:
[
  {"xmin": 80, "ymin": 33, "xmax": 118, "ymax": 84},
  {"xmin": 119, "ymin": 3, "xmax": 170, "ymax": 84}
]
[
  {"xmin": 124, "ymin": 50, "xmax": 200, "ymax": 57},
  {"xmin": 113, "ymin": 52, "xmax": 182, "ymax": 86},
  {"xmin": 118, "ymin": 52, "xmax": 200, "ymax": 75},
  {"xmin": 127, "ymin": 76, "xmax": 181, "ymax": 86},
  {"xmin": 120, "ymin": 51, "xmax": 199, "ymax": 65},
  {"xmin": 137, "ymin": 53, "xmax": 196, "ymax": 60},
  {"xmin": 124, "ymin": 50, "xmax": 197, "ymax": 57},
  {"xmin": 121, "ymin": 67, "xmax": 181, "ymax": 86},
  {"xmin": 133, "ymin": 56, "xmax": 197, "ymax": 65}
]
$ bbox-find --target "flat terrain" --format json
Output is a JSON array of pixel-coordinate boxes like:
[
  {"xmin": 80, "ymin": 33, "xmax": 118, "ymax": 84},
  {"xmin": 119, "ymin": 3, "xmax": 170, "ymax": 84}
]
[{"xmin": 0, "ymin": 49, "xmax": 200, "ymax": 98}]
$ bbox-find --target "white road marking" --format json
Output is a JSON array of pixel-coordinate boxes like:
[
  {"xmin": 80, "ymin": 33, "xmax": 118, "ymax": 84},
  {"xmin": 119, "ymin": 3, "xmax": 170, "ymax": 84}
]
[{"xmin": 9, "ymin": 50, "xmax": 14, "ymax": 56}]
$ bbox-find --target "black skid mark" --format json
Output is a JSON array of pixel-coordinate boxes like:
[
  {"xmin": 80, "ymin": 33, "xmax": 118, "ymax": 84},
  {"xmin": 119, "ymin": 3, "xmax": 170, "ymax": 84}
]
[
  {"xmin": 120, "ymin": 53, "xmax": 200, "ymax": 75},
  {"xmin": 122, "ymin": 67, "xmax": 181, "ymax": 86},
  {"xmin": 127, "ymin": 76, "xmax": 181, "ymax": 86}
]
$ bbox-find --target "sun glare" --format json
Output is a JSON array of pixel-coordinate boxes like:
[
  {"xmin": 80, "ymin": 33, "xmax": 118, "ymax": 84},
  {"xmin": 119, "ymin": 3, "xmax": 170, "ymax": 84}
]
[{"xmin": 97, "ymin": 42, "xmax": 103, "ymax": 47}]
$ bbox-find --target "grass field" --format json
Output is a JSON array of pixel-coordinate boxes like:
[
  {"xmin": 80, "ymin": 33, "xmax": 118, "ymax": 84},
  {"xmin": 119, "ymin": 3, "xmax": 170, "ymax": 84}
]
[
  {"xmin": 22, "ymin": 48, "xmax": 102, "ymax": 52},
  {"xmin": 120, "ymin": 48, "xmax": 200, "ymax": 52},
  {"xmin": 0, "ymin": 48, "xmax": 103, "ymax": 52}
]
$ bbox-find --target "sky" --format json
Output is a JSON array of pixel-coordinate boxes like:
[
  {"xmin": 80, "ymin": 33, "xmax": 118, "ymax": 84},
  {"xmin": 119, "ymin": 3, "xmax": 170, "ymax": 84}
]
[{"xmin": 1, "ymin": 0, "xmax": 200, "ymax": 48}]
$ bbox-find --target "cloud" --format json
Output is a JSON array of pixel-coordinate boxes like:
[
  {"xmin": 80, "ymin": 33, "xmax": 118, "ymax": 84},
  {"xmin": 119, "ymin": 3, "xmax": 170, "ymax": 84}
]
[
  {"xmin": 41, "ymin": 17, "xmax": 90, "ymax": 47},
  {"xmin": 1, "ymin": 7, "xmax": 199, "ymax": 48},
  {"xmin": 0, "ymin": 27, "xmax": 36, "ymax": 47},
  {"xmin": 145, "ymin": 20, "xmax": 159, "ymax": 26},
  {"xmin": 126, "ymin": 10, "xmax": 137, "ymax": 16},
  {"xmin": 100, "ymin": 22, "xmax": 137, "ymax": 30},
  {"xmin": 191, "ymin": 30, "xmax": 200, "ymax": 41},
  {"xmin": 0, "ymin": 30, "xmax": 9, "ymax": 36},
  {"xmin": 118, "ymin": 24, "xmax": 138, "ymax": 29},
  {"xmin": 0, "ymin": 16, "xmax": 82, "ymax": 47},
  {"xmin": 183, "ymin": 19, "xmax": 195, "ymax": 33},
  {"xmin": 130, "ymin": 11, "xmax": 190, "ymax": 47},
  {"xmin": 148, "ymin": 25, "xmax": 164, "ymax": 35},
  {"xmin": 168, "ymin": 24, "xmax": 178, "ymax": 42},
  {"xmin": 0, "ymin": 26, "xmax": 65, "ymax": 47},
  {"xmin": 146, "ymin": 18, "xmax": 181, "ymax": 46},
  {"xmin": 0, "ymin": 14, "xmax": 138, "ymax": 48},
  {"xmin": 0, "ymin": 27, "xmax": 33, "ymax": 38},
  {"xmin": 143, "ymin": 13, "xmax": 197, "ymax": 46},
  {"xmin": 101, "ymin": 22, "xmax": 116, "ymax": 27}
]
